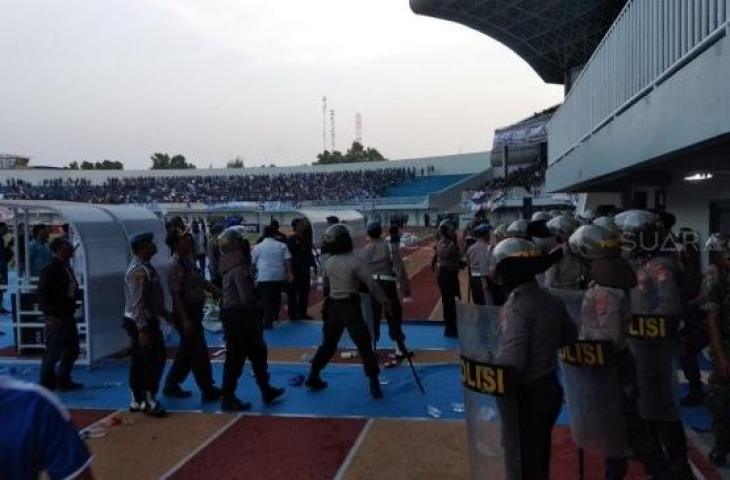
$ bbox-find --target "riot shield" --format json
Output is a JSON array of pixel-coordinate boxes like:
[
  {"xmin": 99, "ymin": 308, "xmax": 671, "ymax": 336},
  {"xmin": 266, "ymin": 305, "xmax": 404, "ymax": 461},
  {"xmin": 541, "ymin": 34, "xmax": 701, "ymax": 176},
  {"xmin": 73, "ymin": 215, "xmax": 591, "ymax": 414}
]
[
  {"xmin": 457, "ymin": 300, "xmax": 521, "ymax": 480},
  {"xmin": 546, "ymin": 287, "xmax": 584, "ymax": 324},
  {"xmin": 626, "ymin": 315, "xmax": 680, "ymax": 421},
  {"xmin": 559, "ymin": 341, "xmax": 630, "ymax": 459}
]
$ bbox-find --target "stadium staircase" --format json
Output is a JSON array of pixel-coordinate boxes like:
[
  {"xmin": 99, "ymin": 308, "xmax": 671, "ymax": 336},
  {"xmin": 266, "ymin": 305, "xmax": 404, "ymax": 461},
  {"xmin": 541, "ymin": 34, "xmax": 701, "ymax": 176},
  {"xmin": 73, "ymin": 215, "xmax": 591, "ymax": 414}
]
[{"xmin": 383, "ymin": 174, "xmax": 470, "ymax": 197}]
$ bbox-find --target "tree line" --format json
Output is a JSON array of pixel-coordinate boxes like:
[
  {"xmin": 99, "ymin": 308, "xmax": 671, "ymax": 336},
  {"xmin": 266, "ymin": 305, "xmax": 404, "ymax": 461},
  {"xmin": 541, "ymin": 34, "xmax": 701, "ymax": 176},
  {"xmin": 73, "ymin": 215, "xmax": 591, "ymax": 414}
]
[{"xmin": 62, "ymin": 141, "xmax": 387, "ymax": 170}]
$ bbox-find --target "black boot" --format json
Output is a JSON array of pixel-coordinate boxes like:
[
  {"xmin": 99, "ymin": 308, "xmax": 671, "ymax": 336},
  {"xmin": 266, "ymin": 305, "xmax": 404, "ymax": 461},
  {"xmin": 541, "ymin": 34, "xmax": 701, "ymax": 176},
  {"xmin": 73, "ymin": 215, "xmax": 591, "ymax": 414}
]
[
  {"xmin": 369, "ymin": 376, "xmax": 383, "ymax": 399},
  {"xmin": 680, "ymin": 384, "xmax": 704, "ymax": 406},
  {"xmin": 202, "ymin": 386, "xmax": 223, "ymax": 403},
  {"xmin": 221, "ymin": 396, "xmax": 252, "ymax": 411},
  {"xmin": 261, "ymin": 386, "xmax": 285, "ymax": 405},
  {"xmin": 305, "ymin": 371, "xmax": 328, "ymax": 391}
]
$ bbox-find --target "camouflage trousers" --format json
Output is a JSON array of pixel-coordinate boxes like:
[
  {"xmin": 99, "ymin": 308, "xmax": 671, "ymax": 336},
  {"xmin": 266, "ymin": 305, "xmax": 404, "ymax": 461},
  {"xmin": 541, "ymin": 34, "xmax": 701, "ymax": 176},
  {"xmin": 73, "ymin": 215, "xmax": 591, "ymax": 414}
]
[{"xmin": 707, "ymin": 375, "xmax": 730, "ymax": 451}]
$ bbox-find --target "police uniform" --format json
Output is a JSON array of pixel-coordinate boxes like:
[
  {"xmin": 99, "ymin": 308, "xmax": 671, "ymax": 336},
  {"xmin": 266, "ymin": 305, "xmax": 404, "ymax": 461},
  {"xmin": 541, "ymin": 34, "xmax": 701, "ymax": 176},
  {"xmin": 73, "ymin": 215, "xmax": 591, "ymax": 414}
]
[
  {"xmin": 164, "ymin": 252, "xmax": 220, "ymax": 400},
  {"xmin": 465, "ymin": 235, "xmax": 490, "ymax": 305},
  {"xmin": 630, "ymin": 253, "xmax": 694, "ymax": 478},
  {"xmin": 123, "ymin": 233, "xmax": 167, "ymax": 415},
  {"xmin": 705, "ymin": 260, "xmax": 730, "ymax": 464},
  {"xmin": 497, "ymin": 280, "xmax": 577, "ymax": 479},
  {"xmin": 218, "ymin": 227, "xmax": 284, "ymax": 411},
  {"xmin": 436, "ymin": 227, "xmax": 461, "ymax": 337},
  {"xmin": 358, "ymin": 225, "xmax": 410, "ymax": 353},
  {"xmin": 287, "ymin": 226, "xmax": 316, "ymax": 320},
  {"xmin": 307, "ymin": 225, "xmax": 387, "ymax": 398}
]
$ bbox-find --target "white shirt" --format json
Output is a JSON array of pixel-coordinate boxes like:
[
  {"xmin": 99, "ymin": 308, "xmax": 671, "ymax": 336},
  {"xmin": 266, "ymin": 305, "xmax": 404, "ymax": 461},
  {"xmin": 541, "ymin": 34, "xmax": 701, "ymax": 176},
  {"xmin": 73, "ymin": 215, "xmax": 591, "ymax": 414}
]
[{"xmin": 252, "ymin": 238, "xmax": 291, "ymax": 282}]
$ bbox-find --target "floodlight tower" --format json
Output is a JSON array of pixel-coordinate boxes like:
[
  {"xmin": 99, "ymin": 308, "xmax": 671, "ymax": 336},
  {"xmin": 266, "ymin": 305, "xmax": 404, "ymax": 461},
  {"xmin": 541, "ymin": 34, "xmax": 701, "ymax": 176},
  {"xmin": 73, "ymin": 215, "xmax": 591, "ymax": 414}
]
[
  {"xmin": 355, "ymin": 113, "xmax": 362, "ymax": 144},
  {"xmin": 330, "ymin": 109, "xmax": 336, "ymax": 152},
  {"xmin": 321, "ymin": 96, "xmax": 327, "ymax": 152}
]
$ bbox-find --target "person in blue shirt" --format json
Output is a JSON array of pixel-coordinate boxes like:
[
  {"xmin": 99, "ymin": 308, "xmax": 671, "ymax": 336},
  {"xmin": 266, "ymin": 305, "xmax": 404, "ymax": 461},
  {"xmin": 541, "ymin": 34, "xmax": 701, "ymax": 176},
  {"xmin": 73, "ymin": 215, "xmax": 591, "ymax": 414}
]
[
  {"xmin": 29, "ymin": 224, "xmax": 52, "ymax": 277},
  {"xmin": 0, "ymin": 376, "xmax": 94, "ymax": 479}
]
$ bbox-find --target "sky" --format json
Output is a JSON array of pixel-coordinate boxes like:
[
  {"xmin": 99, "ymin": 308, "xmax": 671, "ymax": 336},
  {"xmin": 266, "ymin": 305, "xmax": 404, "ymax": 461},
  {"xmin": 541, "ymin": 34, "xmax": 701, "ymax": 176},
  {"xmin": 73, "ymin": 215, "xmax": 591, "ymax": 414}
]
[{"xmin": 0, "ymin": 0, "xmax": 563, "ymax": 169}]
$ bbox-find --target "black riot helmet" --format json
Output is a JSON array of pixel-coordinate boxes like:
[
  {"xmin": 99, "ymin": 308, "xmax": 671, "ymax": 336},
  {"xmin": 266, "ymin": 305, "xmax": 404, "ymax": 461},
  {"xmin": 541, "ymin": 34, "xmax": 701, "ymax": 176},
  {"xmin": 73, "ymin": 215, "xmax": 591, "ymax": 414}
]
[{"xmin": 321, "ymin": 224, "xmax": 354, "ymax": 255}]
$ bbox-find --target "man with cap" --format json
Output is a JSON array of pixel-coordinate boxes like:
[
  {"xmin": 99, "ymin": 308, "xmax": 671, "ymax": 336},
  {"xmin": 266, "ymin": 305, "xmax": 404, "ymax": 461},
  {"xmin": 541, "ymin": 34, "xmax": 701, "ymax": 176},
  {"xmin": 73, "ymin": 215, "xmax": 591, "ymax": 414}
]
[
  {"xmin": 38, "ymin": 238, "xmax": 82, "ymax": 392},
  {"xmin": 359, "ymin": 221, "xmax": 411, "ymax": 357},
  {"xmin": 163, "ymin": 231, "xmax": 224, "ymax": 402},
  {"xmin": 465, "ymin": 223, "xmax": 491, "ymax": 305},
  {"xmin": 123, "ymin": 232, "xmax": 167, "ymax": 417},
  {"xmin": 287, "ymin": 218, "xmax": 316, "ymax": 321},
  {"xmin": 306, "ymin": 224, "xmax": 391, "ymax": 398},
  {"xmin": 492, "ymin": 237, "xmax": 577, "ymax": 479},
  {"xmin": 435, "ymin": 219, "xmax": 461, "ymax": 337}
]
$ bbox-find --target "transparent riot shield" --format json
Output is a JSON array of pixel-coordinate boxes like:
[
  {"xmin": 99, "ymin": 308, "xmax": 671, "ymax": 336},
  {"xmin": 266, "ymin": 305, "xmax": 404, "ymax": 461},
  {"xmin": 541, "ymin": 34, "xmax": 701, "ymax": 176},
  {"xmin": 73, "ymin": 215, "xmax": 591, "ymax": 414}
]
[
  {"xmin": 457, "ymin": 300, "xmax": 521, "ymax": 480},
  {"xmin": 546, "ymin": 288, "xmax": 584, "ymax": 324},
  {"xmin": 559, "ymin": 341, "xmax": 630, "ymax": 459},
  {"xmin": 626, "ymin": 315, "xmax": 680, "ymax": 421}
]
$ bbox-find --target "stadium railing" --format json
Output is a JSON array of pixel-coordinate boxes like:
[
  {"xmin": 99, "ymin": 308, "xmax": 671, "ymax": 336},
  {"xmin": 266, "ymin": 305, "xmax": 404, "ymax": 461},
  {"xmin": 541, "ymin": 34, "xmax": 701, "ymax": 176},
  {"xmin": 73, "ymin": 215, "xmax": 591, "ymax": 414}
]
[{"xmin": 549, "ymin": 0, "xmax": 729, "ymax": 166}]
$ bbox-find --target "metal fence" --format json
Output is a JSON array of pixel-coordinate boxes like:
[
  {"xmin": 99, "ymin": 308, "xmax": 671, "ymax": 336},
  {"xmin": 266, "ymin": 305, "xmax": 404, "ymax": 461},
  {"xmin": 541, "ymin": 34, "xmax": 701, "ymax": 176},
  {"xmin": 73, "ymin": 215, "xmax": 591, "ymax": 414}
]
[{"xmin": 548, "ymin": 0, "xmax": 729, "ymax": 166}]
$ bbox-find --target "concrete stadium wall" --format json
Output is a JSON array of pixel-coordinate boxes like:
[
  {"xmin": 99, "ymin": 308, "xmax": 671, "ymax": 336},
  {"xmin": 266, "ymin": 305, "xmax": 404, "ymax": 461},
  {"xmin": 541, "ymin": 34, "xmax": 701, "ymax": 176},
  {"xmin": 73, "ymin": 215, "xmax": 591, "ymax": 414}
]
[
  {"xmin": 547, "ymin": 32, "xmax": 730, "ymax": 192},
  {"xmin": 1, "ymin": 151, "xmax": 490, "ymax": 185}
]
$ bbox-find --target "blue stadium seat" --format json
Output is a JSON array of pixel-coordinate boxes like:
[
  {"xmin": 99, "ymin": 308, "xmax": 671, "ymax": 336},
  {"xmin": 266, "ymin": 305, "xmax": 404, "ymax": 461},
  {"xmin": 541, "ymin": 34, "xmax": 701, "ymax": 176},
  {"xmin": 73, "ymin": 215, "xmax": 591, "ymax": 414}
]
[{"xmin": 382, "ymin": 174, "xmax": 470, "ymax": 197}]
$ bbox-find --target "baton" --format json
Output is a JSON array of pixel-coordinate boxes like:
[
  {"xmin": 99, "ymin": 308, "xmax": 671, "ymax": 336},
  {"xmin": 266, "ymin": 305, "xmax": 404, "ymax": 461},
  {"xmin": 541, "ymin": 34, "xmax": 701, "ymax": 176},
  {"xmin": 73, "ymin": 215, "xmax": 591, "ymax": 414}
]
[{"xmin": 405, "ymin": 353, "xmax": 426, "ymax": 395}]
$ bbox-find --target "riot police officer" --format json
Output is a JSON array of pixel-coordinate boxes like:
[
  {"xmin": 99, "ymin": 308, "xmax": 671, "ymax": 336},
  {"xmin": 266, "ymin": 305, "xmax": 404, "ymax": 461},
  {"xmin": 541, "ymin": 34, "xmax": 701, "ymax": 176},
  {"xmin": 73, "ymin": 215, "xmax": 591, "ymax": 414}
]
[
  {"xmin": 615, "ymin": 209, "xmax": 694, "ymax": 479},
  {"xmin": 359, "ymin": 221, "xmax": 411, "ymax": 357},
  {"xmin": 506, "ymin": 219, "xmax": 529, "ymax": 239},
  {"xmin": 123, "ymin": 233, "xmax": 167, "ymax": 417},
  {"xmin": 435, "ymin": 220, "xmax": 461, "ymax": 337},
  {"xmin": 492, "ymin": 237, "xmax": 577, "ymax": 479},
  {"xmin": 568, "ymin": 225, "xmax": 669, "ymax": 478},
  {"xmin": 306, "ymin": 224, "xmax": 391, "ymax": 398},
  {"xmin": 545, "ymin": 215, "xmax": 583, "ymax": 289},
  {"xmin": 465, "ymin": 223, "xmax": 490, "ymax": 305},
  {"xmin": 217, "ymin": 227, "xmax": 284, "ymax": 411},
  {"xmin": 163, "ymin": 231, "xmax": 224, "ymax": 402}
]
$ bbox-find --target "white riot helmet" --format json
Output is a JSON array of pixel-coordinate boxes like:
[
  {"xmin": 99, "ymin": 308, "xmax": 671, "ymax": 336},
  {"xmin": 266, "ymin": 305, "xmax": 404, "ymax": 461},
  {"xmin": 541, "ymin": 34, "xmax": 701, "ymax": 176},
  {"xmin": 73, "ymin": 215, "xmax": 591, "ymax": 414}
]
[
  {"xmin": 568, "ymin": 225, "xmax": 621, "ymax": 260},
  {"xmin": 507, "ymin": 219, "xmax": 529, "ymax": 239},
  {"xmin": 546, "ymin": 215, "xmax": 577, "ymax": 242}
]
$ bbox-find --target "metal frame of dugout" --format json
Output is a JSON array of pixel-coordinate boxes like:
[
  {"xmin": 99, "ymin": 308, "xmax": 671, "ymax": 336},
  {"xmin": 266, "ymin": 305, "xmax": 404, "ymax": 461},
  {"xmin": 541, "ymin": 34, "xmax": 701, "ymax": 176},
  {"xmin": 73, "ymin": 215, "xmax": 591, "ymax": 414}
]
[{"xmin": 0, "ymin": 201, "xmax": 167, "ymax": 366}]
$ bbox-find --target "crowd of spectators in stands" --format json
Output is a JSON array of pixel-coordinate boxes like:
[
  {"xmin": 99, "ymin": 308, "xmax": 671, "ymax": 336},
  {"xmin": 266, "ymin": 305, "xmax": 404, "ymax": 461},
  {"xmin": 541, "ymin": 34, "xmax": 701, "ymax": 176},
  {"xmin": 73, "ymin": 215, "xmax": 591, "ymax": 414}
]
[
  {"xmin": 471, "ymin": 163, "xmax": 545, "ymax": 204},
  {"xmin": 1, "ymin": 168, "xmax": 416, "ymax": 204}
]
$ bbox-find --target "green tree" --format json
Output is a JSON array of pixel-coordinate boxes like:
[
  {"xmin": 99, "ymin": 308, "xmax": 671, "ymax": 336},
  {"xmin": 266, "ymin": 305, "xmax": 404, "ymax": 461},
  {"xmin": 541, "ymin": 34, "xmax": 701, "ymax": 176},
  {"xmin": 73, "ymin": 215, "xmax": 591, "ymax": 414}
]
[
  {"xmin": 67, "ymin": 161, "xmax": 79, "ymax": 170},
  {"xmin": 150, "ymin": 153, "xmax": 170, "ymax": 169},
  {"xmin": 80, "ymin": 161, "xmax": 95, "ymax": 170},
  {"xmin": 314, "ymin": 142, "xmax": 387, "ymax": 165},
  {"xmin": 150, "ymin": 153, "xmax": 195, "ymax": 169},
  {"xmin": 227, "ymin": 156, "xmax": 245, "ymax": 168}
]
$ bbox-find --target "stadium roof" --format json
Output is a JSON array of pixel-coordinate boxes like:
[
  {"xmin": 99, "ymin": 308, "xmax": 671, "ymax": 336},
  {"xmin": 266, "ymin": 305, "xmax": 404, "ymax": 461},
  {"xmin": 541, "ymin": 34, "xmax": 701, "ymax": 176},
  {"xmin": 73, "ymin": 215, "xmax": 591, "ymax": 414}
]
[{"xmin": 410, "ymin": 0, "xmax": 627, "ymax": 84}]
